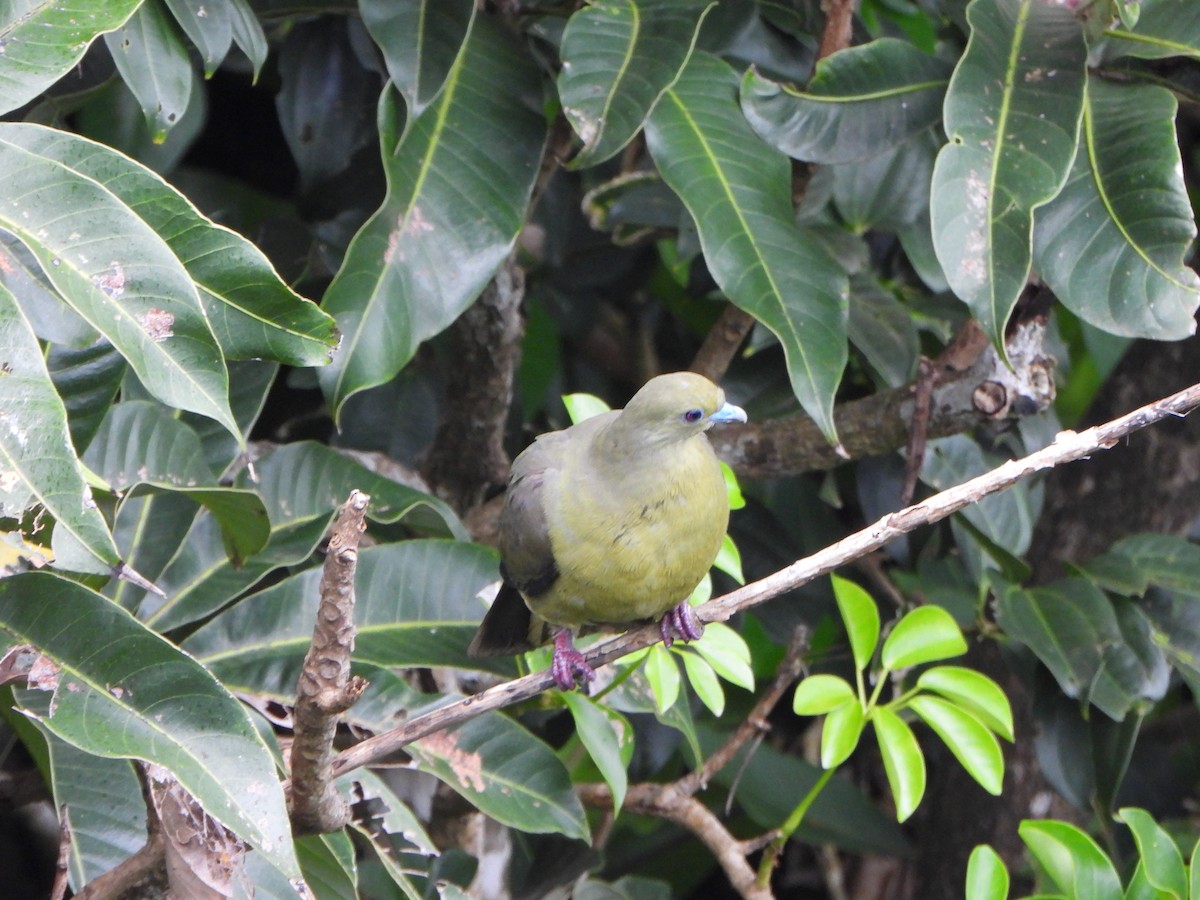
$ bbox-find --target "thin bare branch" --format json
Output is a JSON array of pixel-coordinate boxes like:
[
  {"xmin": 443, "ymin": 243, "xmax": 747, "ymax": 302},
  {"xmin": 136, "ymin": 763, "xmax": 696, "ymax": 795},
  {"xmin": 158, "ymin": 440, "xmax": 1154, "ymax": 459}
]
[{"xmin": 329, "ymin": 379, "xmax": 1200, "ymax": 777}]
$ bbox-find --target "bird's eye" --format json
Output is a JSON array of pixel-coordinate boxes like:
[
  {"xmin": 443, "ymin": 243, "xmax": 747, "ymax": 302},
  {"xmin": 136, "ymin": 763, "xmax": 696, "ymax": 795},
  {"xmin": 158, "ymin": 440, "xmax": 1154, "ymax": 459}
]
[{"xmin": 683, "ymin": 408, "xmax": 704, "ymax": 424}]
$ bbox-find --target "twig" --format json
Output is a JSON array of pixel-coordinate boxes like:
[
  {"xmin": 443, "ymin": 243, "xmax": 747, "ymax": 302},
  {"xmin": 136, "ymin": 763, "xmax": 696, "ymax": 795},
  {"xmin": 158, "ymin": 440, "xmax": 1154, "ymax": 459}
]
[
  {"xmin": 75, "ymin": 766, "xmax": 168, "ymax": 899},
  {"xmin": 328, "ymin": 379, "xmax": 1200, "ymax": 777},
  {"xmin": 289, "ymin": 490, "xmax": 370, "ymax": 835},
  {"xmin": 901, "ymin": 357, "xmax": 936, "ymax": 505},
  {"xmin": 690, "ymin": 305, "xmax": 757, "ymax": 383},
  {"xmin": 816, "ymin": 0, "xmax": 857, "ymax": 62},
  {"xmin": 50, "ymin": 806, "xmax": 71, "ymax": 900}
]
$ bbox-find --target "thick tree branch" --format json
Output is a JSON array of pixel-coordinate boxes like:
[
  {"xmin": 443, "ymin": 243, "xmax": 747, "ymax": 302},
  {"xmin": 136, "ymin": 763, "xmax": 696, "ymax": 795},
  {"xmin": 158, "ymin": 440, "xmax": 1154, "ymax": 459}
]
[
  {"xmin": 329, "ymin": 380, "xmax": 1200, "ymax": 778},
  {"xmin": 289, "ymin": 490, "xmax": 370, "ymax": 835},
  {"xmin": 709, "ymin": 319, "xmax": 1055, "ymax": 477}
]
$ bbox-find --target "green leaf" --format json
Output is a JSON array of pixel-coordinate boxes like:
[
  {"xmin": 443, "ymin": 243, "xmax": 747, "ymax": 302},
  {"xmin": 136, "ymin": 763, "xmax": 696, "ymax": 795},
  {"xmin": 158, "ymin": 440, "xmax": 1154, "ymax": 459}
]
[
  {"xmin": 995, "ymin": 580, "xmax": 1169, "ymax": 720},
  {"xmin": 563, "ymin": 391, "xmax": 612, "ymax": 424},
  {"xmin": 832, "ymin": 574, "xmax": 880, "ymax": 671},
  {"xmin": 294, "ymin": 832, "xmax": 358, "ymax": 900},
  {"xmin": 558, "ymin": 0, "xmax": 712, "ymax": 168},
  {"xmin": 1034, "ymin": 80, "xmax": 1199, "ymax": 340},
  {"xmin": 1117, "ymin": 808, "xmax": 1187, "ymax": 900},
  {"xmin": 360, "ymin": 0, "xmax": 474, "ymax": 118},
  {"xmin": 1111, "ymin": 533, "xmax": 1200, "ymax": 596},
  {"xmin": 228, "ymin": 0, "xmax": 267, "ymax": 80},
  {"xmin": 562, "ymin": 692, "xmax": 632, "ymax": 812},
  {"xmin": 712, "ymin": 533, "xmax": 744, "ymax": 584},
  {"xmin": 0, "ymin": 232, "xmax": 96, "ymax": 347},
  {"xmin": 183, "ymin": 541, "xmax": 510, "ymax": 692},
  {"xmin": 917, "ymin": 666, "xmax": 1014, "ymax": 741},
  {"xmin": 0, "ymin": 282, "xmax": 119, "ymax": 575},
  {"xmin": 104, "ymin": 0, "xmax": 195, "ymax": 142},
  {"xmin": 3, "ymin": 123, "xmax": 336, "ymax": 367},
  {"xmin": 740, "ymin": 39, "xmax": 952, "ymax": 165},
  {"xmin": 846, "ymin": 275, "xmax": 921, "ymax": 388},
  {"xmin": 409, "ymin": 713, "xmax": 589, "ymax": 842},
  {"xmin": 0, "ymin": 125, "xmax": 239, "ymax": 439},
  {"xmin": 679, "ymin": 649, "xmax": 724, "ymax": 716},
  {"xmin": 319, "ymin": 17, "xmax": 547, "ymax": 420},
  {"xmin": 793, "ymin": 674, "xmax": 857, "ymax": 715},
  {"xmin": 1191, "ymin": 835, "xmax": 1200, "ymax": 900},
  {"xmin": 873, "ymin": 706, "xmax": 925, "ymax": 822},
  {"xmin": 0, "ymin": 0, "xmax": 141, "ymax": 115},
  {"xmin": 820, "ymin": 699, "xmax": 865, "ymax": 768},
  {"xmin": 84, "ymin": 402, "xmax": 269, "ymax": 562},
  {"xmin": 1018, "ymin": 820, "xmax": 1124, "ymax": 900},
  {"xmin": 1100, "ymin": 0, "xmax": 1200, "ymax": 61},
  {"xmin": 965, "ymin": 844, "xmax": 1009, "ymax": 900},
  {"xmin": 930, "ymin": 0, "xmax": 1087, "ymax": 350},
  {"xmin": 46, "ymin": 339, "xmax": 126, "ymax": 455},
  {"xmin": 833, "ymin": 131, "xmax": 938, "ymax": 235},
  {"xmin": 0, "ymin": 573, "xmax": 300, "ymax": 878},
  {"xmin": 690, "ymin": 621, "xmax": 754, "ymax": 691},
  {"xmin": 908, "ymin": 694, "xmax": 1004, "ymax": 795},
  {"xmin": 645, "ymin": 51, "xmax": 848, "ymax": 443},
  {"xmin": 162, "ymin": 0, "xmax": 231, "ymax": 76},
  {"xmin": 881, "ymin": 605, "xmax": 967, "ymax": 671},
  {"xmin": 645, "ymin": 644, "xmax": 682, "ymax": 714}
]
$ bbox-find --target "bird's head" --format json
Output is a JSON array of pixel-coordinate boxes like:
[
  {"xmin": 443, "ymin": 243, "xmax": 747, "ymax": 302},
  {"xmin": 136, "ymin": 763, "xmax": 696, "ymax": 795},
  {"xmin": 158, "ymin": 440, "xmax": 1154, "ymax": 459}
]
[{"xmin": 616, "ymin": 372, "xmax": 747, "ymax": 445}]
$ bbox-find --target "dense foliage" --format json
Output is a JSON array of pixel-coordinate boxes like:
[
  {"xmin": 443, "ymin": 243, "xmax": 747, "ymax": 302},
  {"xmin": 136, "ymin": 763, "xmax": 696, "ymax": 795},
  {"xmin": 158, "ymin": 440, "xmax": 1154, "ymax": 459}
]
[{"xmin": 2, "ymin": 0, "xmax": 1199, "ymax": 897}]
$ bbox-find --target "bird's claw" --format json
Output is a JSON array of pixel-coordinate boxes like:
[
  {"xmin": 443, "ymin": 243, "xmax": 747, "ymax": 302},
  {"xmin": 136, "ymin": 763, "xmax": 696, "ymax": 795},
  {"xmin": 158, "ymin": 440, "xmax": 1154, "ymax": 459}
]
[
  {"xmin": 552, "ymin": 631, "xmax": 596, "ymax": 691},
  {"xmin": 659, "ymin": 601, "xmax": 704, "ymax": 648}
]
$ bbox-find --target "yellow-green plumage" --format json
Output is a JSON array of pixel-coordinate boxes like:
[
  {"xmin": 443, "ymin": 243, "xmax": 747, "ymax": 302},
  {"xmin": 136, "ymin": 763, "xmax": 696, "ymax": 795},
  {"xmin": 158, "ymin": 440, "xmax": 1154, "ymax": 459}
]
[{"xmin": 468, "ymin": 372, "xmax": 746, "ymax": 688}]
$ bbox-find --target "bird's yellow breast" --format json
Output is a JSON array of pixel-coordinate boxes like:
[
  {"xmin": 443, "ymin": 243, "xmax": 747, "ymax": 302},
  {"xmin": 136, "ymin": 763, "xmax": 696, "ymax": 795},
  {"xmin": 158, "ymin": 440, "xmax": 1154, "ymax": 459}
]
[{"xmin": 530, "ymin": 436, "xmax": 728, "ymax": 628}]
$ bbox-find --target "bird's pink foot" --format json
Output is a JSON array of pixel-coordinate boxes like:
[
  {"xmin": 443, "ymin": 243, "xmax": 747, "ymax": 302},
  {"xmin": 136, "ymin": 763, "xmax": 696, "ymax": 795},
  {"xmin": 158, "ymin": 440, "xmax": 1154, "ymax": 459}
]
[
  {"xmin": 659, "ymin": 601, "xmax": 704, "ymax": 648},
  {"xmin": 552, "ymin": 631, "xmax": 596, "ymax": 691}
]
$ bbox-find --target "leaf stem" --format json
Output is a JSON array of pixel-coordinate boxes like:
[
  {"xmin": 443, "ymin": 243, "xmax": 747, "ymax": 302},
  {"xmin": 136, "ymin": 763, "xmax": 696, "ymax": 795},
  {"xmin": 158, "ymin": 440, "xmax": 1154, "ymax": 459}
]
[{"xmin": 755, "ymin": 765, "xmax": 837, "ymax": 887}]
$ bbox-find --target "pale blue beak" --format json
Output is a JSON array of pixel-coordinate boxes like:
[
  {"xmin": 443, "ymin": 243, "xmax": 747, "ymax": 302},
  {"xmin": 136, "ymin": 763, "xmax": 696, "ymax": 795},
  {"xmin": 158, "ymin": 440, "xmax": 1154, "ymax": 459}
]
[{"xmin": 710, "ymin": 402, "xmax": 747, "ymax": 425}]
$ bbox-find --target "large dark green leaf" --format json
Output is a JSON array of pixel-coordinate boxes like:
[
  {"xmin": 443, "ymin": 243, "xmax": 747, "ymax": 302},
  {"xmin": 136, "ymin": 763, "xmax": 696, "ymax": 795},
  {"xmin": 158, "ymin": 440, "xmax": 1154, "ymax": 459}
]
[
  {"xmin": 318, "ymin": 17, "xmax": 547, "ymax": 419},
  {"xmin": 410, "ymin": 713, "xmax": 589, "ymax": 841},
  {"xmin": 360, "ymin": 0, "xmax": 474, "ymax": 118},
  {"xmin": 0, "ymin": 0, "xmax": 141, "ymax": 114},
  {"xmin": 46, "ymin": 339, "xmax": 126, "ymax": 455},
  {"xmin": 1, "ymin": 124, "xmax": 337, "ymax": 367},
  {"xmin": 832, "ymin": 130, "xmax": 938, "ymax": 234},
  {"xmin": 0, "ymin": 573, "xmax": 300, "ymax": 879},
  {"xmin": 182, "ymin": 541, "xmax": 510, "ymax": 692},
  {"xmin": 995, "ymin": 580, "xmax": 1169, "ymax": 720},
  {"xmin": 645, "ymin": 52, "xmax": 848, "ymax": 442},
  {"xmin": 1034, "ymin": 81, "xmax": 1199, "ymax": 340},
  {"xmin": 0, "ymin": 232, "xmax": 96, "ymax": 347},
  {"xmin": 558, "ymin": 0, "xmax": 712, "ymax": 168},
  {"xmin": 741, "ymin": 39, "xmax": 952, "ymax": 164},
  {"xmin": 930, "ymin": 0, "xmax": 1087, "ymax": 350},
  {"xmin": 103, "ymin": 0, "xmax": 195, "ymax": 142},
  {"xmin": 0, "ymin": 125, "xmax": 238, "ymax": 439},
  {"xmin": 1099, "ymin": 0, "xmax": 1200, "ymax": 61},
  {"xmin": 0, "ymin": 282, "xmax": 119, "ymax": 575},
  {"xmin": 162, "ymin": 0, "xmax": 231, "ymax": 76}
]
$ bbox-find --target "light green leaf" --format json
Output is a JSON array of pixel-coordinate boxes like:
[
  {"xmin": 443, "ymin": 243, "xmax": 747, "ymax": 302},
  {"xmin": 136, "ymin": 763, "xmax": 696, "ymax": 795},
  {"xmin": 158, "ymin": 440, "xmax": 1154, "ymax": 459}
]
[
  {"xmin": 0, "ymin": 0, "xmax": 141, "ymax": 114},
  {"xmin": 0, "ymin": 282, "xmax": 119, "ymax": 575},
  {"xmin": 1117, "ymin": 808, "xmax": 1187, "ymax": 900},
  {"xmin": 360, "ymin": 0, "xmax": 474, "ymax": 118},
  {"xmin": 645, "ymin": 643, "xmax": 682, "ymax": 714},
  {"xmin": 0, "ymin": 125, "xmax": 239, "ymax": 439},
  {"xmin": 793, "ymin": 674, "xmax": 857, "ymax": 715},
  {"xmin": 690, "ymin": 621, "xmax": 754, "ymax": 691},
  {"xmin": 559, "ymin": 0, "xmax": 712, "ymax": 168},
  {"xmin": 319, "ymin": 17, "xmax": 547, "ymax": 420},
  {"xmin": 721, "ymin": 461, "xmax": 745, "ymax": 510},
  {"xmin": 713, "ymin": 533, "xmax": 744, "ymax": 584},
  {"xmin": 930, "ymin": 0, "xmax": 1087, "ymax": 350},
  {"xmin": 917, "ymin": 666, "xmax": 1014, "ymax": 742},
  {"xmin": 563, "ymin": 391, "xmax": 612, "ymax": 424},
  {"xmin": 1018, "ymin": 820, "xmax": 1124, "ymax": 900},
  {"xmin": 820, "ymin": 699, "xmax": 864, "ymax": 769},
  {"xmin": 881, "ymin": 605, "xmax": 968, "ymax": 671},
  {"xmin": 410, "ymin": 713, "xmax": 589, "ymax": 842},
  {"xmin": 872, "ymin": 706, "xmax": 925, "ymax": 822},
  {"xmin": 563, "ymin": 692, "xmax": 632, "ymax": 812},
  {"xmin": 104, "ymin": 0, "xmax": 194, "ymax": 142},
  {"xmin": 832, "ymin": 574, "xmax": 880, "ymax": 671},
  {"xmin": 908, "ymin": 695, "xmax": 1003, "ymax": 795},
  {"xmin": 0, "ymin": 573, "xmax": 300, "ymax": 878},
  {"xmin": 741, "ymin": 39, "xmax": 952, "ymax": 164},
  {"xmin": 965, "ymin": 844, "xmax": 1009, "ymax": 900},
  {"xmin": 1034, "ymin": 80, "xmax": 1200, "ymax": 340},
  {"xmin": 680, "ymin": 649, "xmax": 724, "ymax": 716},
  {"xmin": 645, "ymin": 51, "xmax": 848, "ymax": 443}
]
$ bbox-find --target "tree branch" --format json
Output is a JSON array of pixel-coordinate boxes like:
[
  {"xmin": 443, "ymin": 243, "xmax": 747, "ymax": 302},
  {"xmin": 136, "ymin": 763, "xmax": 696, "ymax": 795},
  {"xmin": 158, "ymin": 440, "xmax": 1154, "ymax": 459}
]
[
  {"xmin": 329, "ymin": 379, "xmax": 1200, "ymax": 778},
  {"xmin": 289, "ymin": 490, "xmax": 370, "ymax": 835}
]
